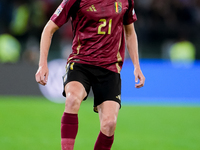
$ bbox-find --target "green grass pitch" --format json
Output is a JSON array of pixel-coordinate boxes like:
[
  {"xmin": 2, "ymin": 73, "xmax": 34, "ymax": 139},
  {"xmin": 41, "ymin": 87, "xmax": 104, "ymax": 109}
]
[{"xmin": 0, "ymin": 96, "xmax": 200, "ymax": 150}]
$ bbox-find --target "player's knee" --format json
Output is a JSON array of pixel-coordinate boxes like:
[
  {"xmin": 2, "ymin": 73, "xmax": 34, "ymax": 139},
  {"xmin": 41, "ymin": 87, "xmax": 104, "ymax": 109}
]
[
  {"xmin": 101, "ymin": 116, "xmax": 117, "ymax": 136},
  {"xmin": 102, "ymin": 119, "xmax": 117, "ymax": 130},
  {"xmin": 65, "ymin": 92, "xmax": 82, "ymax": 113}
]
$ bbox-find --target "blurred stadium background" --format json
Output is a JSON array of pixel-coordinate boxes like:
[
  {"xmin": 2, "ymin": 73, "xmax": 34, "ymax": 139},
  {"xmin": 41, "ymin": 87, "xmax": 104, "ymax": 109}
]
[{"xmin": 0, "ymin": 0, "xmax": 200, "ymax": 150}]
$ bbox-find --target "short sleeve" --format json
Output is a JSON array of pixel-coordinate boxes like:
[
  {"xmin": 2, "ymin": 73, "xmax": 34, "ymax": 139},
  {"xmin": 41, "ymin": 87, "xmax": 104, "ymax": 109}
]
[
  {"xmin": 50, "ymin": 0, "xmax": 77, "ymax": 27},
  {"xmin": 123, "ymin": 0, "xmax": 137, "ymax": 25}
]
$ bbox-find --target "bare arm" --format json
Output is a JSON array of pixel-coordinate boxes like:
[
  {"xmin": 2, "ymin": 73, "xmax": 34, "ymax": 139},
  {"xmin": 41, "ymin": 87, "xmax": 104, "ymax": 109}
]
[
  {"xmin": 124, "ymin": 23, "xmax": 145, "ymax": 88},
  {"xmin": 35, "ymin": 20, "xmax": 59, "ymax": 85}
]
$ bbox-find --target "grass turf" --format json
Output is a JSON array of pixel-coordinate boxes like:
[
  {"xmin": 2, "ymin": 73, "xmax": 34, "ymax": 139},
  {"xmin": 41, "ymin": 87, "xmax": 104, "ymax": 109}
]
[{"xmin": 0, "ymin": 96, "xmax": 200, "ymax": 150}]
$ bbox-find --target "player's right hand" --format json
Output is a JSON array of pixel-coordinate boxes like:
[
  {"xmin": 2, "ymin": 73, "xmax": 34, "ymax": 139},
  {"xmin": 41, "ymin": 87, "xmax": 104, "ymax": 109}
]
[{"xmin": 35, "ymin": 65, "xmax": 49, "ymax": 86}]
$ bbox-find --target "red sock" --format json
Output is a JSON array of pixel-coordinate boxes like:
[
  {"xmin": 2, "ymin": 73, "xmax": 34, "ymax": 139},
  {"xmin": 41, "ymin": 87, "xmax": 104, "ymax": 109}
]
[
  {"xmin": 94, "ymin": 131, "xmax": 114, "ymax": 150},
  {"xmin": 61, "ymin": 113, "xmax": 78, "ymax": 150}
]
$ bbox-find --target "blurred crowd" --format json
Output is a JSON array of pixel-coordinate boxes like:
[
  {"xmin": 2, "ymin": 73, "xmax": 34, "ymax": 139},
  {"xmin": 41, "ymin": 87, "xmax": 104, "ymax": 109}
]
[
  {"xmin": 135, "ymin": 0, "xmax": 199, "ymax": 60},
  {"xmin": 0, "ymin": 0, "xmax": 199, "ymax": 64},
  {"xmin": 136, "ymin": 0, "xmax": 200, "ymax": 40}
]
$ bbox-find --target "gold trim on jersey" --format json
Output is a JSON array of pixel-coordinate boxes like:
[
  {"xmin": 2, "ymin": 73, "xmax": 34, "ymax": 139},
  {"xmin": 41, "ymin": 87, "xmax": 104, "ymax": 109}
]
[
  {"xmin": 77, "ymin": 36, "xmax": 81, "ymax": 54},
  {"xmin": 116, "ymin": 62, "xmax": 121, "ymax": 73},
  {"xmin": 116, "ymin": 51, "xmax": 122, "ymax": 73},
  {"xmin": 117, "ymin": 51, "xmax": 122, "ymax": 62},
  {"xmin": 116, "ymin": 37, "xmax": 122, "ymax": 73},
  {"xmin": 68, "ymin": 36, "xmax": 81, "ymax": 62}
]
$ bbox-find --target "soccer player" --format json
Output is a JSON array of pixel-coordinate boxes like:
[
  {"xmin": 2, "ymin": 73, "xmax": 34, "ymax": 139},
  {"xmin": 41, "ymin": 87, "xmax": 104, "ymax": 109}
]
[{"xmin": 35, "ymin": 0, "xmax": 145, "ymax": 149}]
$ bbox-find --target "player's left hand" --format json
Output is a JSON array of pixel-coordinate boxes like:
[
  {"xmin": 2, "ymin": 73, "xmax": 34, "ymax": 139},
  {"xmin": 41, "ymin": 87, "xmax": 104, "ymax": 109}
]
[{"xmin": 134, "ymin": 67, "xmax": 145, "ymax": 88}]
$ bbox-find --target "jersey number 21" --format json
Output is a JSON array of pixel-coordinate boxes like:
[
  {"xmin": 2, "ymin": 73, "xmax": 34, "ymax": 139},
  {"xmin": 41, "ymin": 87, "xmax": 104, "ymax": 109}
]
[{"xmin": 98, "ymin": 19, "xmax": 112, "ymax": 34}]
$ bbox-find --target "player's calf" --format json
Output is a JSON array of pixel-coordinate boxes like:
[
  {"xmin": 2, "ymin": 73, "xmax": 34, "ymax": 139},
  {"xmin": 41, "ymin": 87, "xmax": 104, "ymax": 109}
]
[{"xmin": 61, "ymin": 112, "xmax": 78, "ymax": 150}]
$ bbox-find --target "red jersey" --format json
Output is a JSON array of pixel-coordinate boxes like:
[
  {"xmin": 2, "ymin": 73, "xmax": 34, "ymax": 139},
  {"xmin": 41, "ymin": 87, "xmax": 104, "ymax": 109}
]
[{"xmin": 51, "ymin": 0, "xmax": 137, "ymax": 73}]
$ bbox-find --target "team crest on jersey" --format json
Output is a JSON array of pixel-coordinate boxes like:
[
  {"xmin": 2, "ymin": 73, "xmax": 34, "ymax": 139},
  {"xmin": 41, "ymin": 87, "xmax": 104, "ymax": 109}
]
[
  {"xmin": 54, "ymin": 6, "xmax": 63, "ymax": 16},
  {"xmin": 114, "ymin": 2, "xmax": 122, "ymax": 13}
]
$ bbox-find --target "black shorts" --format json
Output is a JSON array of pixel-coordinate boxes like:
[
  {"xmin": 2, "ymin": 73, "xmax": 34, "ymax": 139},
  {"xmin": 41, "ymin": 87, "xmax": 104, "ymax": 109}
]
[{"xmin": 62, "ymin": 62, "xmax": 121, "ymax": 113}]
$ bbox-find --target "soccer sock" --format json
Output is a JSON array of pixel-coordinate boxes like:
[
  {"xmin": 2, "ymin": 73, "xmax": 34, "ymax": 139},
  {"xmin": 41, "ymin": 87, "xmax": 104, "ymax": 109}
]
[
  {"xmin": 61, "ymin": 112, "xmax": 78, "ymax": 150},
  {"xmin": 94, "ymin": 131, "xmax": 114, "ymax": 150}
]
